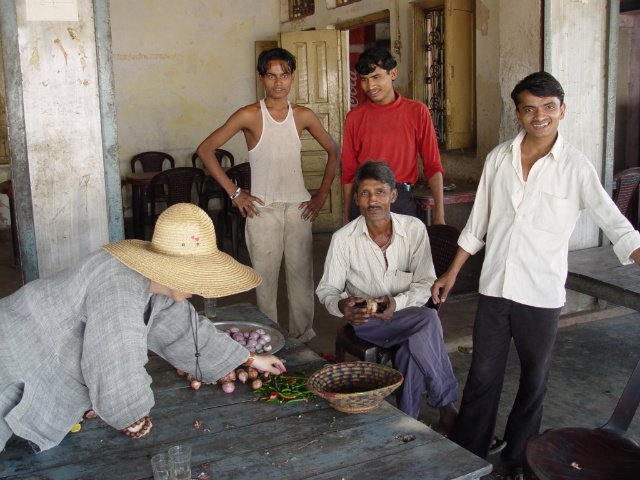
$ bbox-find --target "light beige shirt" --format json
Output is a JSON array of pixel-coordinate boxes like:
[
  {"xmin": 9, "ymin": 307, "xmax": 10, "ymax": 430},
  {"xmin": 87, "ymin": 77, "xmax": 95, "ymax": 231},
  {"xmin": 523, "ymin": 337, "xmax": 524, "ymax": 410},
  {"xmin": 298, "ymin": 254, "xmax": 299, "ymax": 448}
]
[
  {"xmin": 459, "ymin": 130, "xmax": 640, "ymax": 309},
  {"xmin": 316, "ymin": 213, "xmax": 436, "ymax": 317}
]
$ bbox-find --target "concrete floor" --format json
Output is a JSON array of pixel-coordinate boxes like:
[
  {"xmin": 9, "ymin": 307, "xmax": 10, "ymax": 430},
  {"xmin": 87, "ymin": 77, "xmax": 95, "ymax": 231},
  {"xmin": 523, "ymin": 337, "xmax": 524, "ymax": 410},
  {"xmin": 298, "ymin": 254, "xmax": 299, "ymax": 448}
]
[{"xmin": 1, "ymin": 234, "xmax": 639, "ymax": 479}]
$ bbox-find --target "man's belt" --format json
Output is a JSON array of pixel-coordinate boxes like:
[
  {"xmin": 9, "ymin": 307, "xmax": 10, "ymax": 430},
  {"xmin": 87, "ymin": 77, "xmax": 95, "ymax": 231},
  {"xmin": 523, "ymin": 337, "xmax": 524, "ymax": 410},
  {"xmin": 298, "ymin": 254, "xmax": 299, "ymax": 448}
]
[{"xmin": 395, "ymin": 182, "xmax": 413, "ymax": 192}]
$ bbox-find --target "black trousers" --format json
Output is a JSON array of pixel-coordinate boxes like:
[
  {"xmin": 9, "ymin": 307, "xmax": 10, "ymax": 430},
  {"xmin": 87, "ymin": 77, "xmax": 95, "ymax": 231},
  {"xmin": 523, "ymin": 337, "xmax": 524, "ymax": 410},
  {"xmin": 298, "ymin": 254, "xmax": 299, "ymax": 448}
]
[
  {"xmin": 451, "ymin": 295, "xmax": 561, "ymax": 469},
  {"xmin": 348, "ymin": 186, "xmax": 417, "ymax": 221}
]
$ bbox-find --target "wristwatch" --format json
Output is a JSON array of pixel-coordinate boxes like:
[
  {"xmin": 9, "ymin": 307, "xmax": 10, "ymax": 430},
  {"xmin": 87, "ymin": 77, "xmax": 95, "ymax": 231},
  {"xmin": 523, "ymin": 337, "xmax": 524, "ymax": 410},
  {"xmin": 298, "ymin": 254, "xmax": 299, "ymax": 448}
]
[
  {"xmin": 243, "ymin": 351, "xmax": 255, "ymax": 367},
  {"xmin": 230, "ymin": 187, "xmax": 241, "ymax": 200}
]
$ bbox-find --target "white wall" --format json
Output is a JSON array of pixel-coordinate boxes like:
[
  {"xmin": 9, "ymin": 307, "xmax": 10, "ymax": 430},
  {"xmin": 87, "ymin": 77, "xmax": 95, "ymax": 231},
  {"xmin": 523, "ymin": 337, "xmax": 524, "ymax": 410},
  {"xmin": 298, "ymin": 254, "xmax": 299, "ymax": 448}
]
[
  {"xmin": 110, "ymin": 0, "xmax": 281, "ymax": 215},
  {"xmin": 549, "ymin": 0, "xmax": 608, "ymax": 251}
]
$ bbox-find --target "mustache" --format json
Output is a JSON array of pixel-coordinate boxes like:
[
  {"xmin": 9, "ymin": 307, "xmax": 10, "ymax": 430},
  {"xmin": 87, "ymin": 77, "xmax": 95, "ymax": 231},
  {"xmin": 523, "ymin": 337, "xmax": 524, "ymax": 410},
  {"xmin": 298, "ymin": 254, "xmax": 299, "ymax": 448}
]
[{"xmin": 366, "ymin": 205, "xmax": 382, "ymax": 211}]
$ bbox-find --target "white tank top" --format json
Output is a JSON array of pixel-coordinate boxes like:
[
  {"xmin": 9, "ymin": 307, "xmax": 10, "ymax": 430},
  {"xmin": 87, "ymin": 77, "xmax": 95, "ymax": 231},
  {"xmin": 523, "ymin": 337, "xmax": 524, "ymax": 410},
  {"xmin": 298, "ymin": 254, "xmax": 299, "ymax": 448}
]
[{"xmin": 248, "ymin": 100, "xmax": 310, "ymax": 206}]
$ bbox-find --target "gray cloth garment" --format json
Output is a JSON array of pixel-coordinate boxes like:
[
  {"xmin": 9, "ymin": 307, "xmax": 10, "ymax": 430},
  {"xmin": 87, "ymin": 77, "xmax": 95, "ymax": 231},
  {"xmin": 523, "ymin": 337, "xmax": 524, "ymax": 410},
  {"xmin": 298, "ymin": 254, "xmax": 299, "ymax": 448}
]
[{"xmin": 0, "ymin": 249, "xmax": 248, "ymax": 452}]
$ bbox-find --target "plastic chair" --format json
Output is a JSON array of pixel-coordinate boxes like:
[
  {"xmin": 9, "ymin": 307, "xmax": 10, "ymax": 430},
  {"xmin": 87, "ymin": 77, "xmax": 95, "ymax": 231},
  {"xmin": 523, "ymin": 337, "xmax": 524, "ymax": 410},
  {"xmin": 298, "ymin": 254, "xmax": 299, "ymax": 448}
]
[
  {"xmin": 613, "ymin": 167, "xmax": 640, "ymax": 227},
  {"xmin": 334, "ymin": 224, "xmax": 461, "ymax": 363},
  {"xmin": 524, "ymin": 357, "xmax": 640, "ymax": 479},
  {"xmin": 191, "ymin": 149, "xmax": 235, "ymax": 211},
  {"xmin": 224, "ymin": 163, "xmax": 252, "ymax": 260},
  {"xmin": 131, "ymin": 151, "xmax": 176, "ymax": 216},
  {"xmin": 130, "ymin": 151, "xmax": 175, "ymax": 173},
  {"xmin": 147, "ymin": 167, "xmax": 204, "ymax": 238}
]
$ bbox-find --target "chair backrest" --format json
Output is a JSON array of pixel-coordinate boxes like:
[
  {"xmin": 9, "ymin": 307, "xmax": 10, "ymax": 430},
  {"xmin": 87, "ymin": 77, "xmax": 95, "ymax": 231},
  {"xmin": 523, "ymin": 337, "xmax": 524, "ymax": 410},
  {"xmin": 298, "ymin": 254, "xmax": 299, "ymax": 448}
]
[
  {"xmin": 225, "ymin": 162, "xmax": 251, "ymax": 190},
  {"xmin": 131, "ymin": 151, "xmax": 175, "ymax": 173},
  {"xmin": 191, "ymin": 149, "xmax": 235, "ymax": 169},
  {"xmin": 148, "ymin": 167, "xmax": 204, "ymax": 217},
  {"xmin": 612, "ymin": 167, "xmax": 640, "ymax": 218},
  {"xmin": 426, "ymin": 224, "xmax": 461, "ymax": 277},
  {"xmin": 601, "ymin": 356, "xmax": 640, "ymax": 436}
]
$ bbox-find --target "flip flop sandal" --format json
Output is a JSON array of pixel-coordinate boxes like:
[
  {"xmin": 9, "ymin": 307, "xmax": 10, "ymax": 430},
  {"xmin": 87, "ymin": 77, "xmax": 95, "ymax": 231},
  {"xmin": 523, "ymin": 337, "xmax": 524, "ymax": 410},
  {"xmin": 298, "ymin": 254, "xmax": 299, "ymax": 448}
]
[
  {"xmin": 489, "ymin": 436, "xmax": 507, "ymax": 455},
  {"xmin": 506, "ymin": 466, "xmax": 523, "ymax": 480}
]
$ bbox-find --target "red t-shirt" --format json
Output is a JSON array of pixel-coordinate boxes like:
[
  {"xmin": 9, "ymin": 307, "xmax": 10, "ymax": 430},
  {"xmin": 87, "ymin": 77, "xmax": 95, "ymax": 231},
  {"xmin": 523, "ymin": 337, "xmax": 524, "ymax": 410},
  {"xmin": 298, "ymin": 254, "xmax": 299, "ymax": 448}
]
[{"xmin": 341, "ymin": 92, "xmax": 444, "ymax": 184}]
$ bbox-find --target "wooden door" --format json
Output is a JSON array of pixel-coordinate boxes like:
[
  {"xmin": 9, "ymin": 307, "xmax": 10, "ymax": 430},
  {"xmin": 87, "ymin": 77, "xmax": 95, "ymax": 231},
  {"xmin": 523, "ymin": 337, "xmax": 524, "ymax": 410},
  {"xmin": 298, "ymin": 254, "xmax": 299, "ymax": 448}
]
[{"xmin": 279, "ymin": 30, "xmax": 347, "ymax": 233}]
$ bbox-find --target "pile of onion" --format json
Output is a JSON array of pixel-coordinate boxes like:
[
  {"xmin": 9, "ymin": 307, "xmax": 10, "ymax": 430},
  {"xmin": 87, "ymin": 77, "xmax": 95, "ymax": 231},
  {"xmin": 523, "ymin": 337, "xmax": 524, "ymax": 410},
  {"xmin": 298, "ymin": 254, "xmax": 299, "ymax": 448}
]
[
  {"xmin": 223, "ymin": 327, "xmax": 273, "ymax": 353},
  {"xmin": 217, "ymin": 367, "xmax": 262, "ymax": 393}
]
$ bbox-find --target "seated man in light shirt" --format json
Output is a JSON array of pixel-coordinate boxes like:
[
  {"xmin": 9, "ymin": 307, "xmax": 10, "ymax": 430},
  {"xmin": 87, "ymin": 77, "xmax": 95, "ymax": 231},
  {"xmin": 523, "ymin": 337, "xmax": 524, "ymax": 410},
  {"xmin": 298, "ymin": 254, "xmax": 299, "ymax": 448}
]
[
  {"xmin": 316, "ymin": 161, "xmax": 458, "ymax": 434},
  {"xmin": 431, "ymin": 71, "xmax": 640, "ymax": 480}
]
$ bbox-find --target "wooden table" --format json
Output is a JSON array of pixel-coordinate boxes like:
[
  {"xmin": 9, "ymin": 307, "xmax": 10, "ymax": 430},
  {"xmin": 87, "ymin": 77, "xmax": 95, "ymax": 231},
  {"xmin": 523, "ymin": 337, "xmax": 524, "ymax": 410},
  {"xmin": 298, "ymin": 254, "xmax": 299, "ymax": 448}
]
[
  {"xmin": 0, "ymin": 303, "xmax": 491, "ymax": 480},
  {"xmin": 567, "ymin": 245, "xmax": 640, "ymax": 311},
  {"xmin": 413, "ymin": 184, "xmax": 477, "ymax": 225}
]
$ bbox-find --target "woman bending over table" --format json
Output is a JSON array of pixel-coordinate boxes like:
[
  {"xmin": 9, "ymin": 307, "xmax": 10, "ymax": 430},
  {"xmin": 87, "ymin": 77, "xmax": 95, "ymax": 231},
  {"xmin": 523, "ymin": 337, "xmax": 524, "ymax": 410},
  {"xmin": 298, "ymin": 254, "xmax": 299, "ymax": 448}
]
[{"xmin": 0, "ymin": 203, "xmax": 285, "ymax": 452}]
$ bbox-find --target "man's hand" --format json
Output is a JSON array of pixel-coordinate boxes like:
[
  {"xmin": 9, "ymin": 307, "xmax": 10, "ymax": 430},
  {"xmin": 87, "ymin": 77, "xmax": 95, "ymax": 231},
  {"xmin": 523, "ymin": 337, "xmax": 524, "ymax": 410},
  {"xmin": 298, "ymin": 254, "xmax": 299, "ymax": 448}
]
[
  {"xmin": 233, "ymin": 190, "xmax": 264, "ymax": 218},
  {"xmin": 338, "ymin": 296, "xmax": 371, "ymax": 325},
  {"xmin": 369, "ymin": 295, "xmax": 396, "ymax": 321},
  {"xmin": 630, "ymin": 247, "xmax": 640, "ymax": 266},
  {"xmin": 431, "ymin": 271, "xmax": 457, "ymax": 305},
  {"xmin": 299, "ymin": 191, "xmax": 328, "ymax": 222}
]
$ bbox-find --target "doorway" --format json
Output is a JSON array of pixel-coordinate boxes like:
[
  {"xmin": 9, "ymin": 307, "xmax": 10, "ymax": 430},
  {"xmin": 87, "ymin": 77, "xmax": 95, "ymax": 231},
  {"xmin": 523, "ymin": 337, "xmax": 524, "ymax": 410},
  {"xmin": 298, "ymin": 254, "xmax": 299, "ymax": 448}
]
[{"xmin": 336, "ymin": 12, "xmax": 391, "ymax": 110}]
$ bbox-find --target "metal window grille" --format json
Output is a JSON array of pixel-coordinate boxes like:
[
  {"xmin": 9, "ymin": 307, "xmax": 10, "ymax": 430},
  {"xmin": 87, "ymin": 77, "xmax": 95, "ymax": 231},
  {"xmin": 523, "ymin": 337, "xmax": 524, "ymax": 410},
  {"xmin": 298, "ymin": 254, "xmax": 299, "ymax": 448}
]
[
  {"xmin": 424, "ymin": 8, "xmax": 445, "ymax": 144},
  {"xmin": 289, "ymin": 0, "xmax": 315, "ymax": 19}
]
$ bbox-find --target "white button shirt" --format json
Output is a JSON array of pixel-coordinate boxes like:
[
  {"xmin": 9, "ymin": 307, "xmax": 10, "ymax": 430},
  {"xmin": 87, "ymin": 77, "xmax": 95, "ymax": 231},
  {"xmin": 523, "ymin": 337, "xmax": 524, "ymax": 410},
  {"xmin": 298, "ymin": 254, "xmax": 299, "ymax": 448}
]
[
  {"xmin": 316, "ymin": 214, "xmax": 436, "ymax": 317},
  {"xmin": 459, "ymin": 130, "xmax": 640, "ymax": 309}
]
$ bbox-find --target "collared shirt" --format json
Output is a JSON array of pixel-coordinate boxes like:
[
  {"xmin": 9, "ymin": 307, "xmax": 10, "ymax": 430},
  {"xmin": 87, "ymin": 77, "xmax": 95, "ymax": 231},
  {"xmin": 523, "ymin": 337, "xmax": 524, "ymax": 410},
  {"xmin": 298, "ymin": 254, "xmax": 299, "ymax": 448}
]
[
  {"xmin": 316, "ymin": 213, "xmax": 436, "ymax": 317},
  {"xmin": 459, "ymin": 130, "xmax": 640, "ymax": 309}
]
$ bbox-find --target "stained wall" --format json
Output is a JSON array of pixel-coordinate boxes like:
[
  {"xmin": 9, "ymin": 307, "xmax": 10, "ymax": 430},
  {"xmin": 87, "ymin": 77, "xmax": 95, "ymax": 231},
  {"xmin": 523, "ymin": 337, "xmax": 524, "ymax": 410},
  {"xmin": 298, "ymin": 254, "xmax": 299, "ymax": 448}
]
[{"xmin": 109, "ymin": 0, "xmax": 281, "ymax": 215}]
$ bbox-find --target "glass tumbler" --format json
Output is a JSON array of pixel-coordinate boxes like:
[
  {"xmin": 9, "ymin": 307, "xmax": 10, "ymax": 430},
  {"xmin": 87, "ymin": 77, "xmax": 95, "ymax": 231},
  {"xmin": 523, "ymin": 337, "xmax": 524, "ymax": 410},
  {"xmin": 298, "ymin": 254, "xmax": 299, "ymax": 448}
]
[
  {"xmin": 168, "ymin": 445, "xmax": 191, "ymax": 480},
  {"xmin": 150, "ymin": 453, "xmax": 172, "ymax": 480},
  {"xmin": 203, "ymin": 297, "xmax": 217, "ymax": 319}
]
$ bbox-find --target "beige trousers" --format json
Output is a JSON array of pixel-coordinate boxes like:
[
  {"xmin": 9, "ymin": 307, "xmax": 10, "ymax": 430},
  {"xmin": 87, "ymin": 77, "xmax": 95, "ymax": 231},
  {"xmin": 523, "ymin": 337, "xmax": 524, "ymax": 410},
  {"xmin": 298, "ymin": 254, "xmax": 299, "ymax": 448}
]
[{"xmin": 245, "ymin": 202, "xmax": 315, "ymax": 343}]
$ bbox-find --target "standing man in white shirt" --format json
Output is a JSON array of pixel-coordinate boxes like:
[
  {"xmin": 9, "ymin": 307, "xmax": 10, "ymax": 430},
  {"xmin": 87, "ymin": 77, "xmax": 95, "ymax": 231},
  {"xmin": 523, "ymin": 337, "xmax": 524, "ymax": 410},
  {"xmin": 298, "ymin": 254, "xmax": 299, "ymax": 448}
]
[
  {"xmin": 317, "ymin": 161, "xmax": 458, "ymax": 434},
  {"xmin": 431, "ymin": 71, "xmax": 640, "ymax": 480}
]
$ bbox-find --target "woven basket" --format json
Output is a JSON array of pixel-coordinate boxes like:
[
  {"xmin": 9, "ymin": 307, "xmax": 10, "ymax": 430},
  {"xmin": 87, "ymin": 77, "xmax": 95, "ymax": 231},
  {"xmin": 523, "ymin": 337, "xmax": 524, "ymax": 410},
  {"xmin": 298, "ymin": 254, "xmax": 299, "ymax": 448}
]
[{"xmin": 306, "ymin": 361, "xmax": 404, "ymax": 414}]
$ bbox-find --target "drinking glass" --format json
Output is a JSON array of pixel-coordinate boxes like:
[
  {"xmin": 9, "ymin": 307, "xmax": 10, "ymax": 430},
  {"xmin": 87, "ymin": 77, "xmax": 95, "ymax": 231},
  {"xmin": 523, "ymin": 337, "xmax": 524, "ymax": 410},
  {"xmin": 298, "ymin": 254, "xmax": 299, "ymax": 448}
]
[
  {"xmin": 150, "ymin": 453, "xmax": 172, "ymax": 480},
  {"xmin": 168, "ymin": 445, "xmax": 191, "ymax": 480},
  {"xmin": 203, "ymin": 297, "xmax": 217, "ymax": 319}
]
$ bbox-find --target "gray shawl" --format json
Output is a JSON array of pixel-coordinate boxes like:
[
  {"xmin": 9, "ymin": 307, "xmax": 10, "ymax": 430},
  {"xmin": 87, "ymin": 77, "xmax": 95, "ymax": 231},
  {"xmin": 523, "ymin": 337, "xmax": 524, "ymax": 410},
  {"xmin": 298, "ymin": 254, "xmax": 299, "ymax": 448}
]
[{"xmin": 0, "ymin": 250, "xmax": 248, "ymax": 451}]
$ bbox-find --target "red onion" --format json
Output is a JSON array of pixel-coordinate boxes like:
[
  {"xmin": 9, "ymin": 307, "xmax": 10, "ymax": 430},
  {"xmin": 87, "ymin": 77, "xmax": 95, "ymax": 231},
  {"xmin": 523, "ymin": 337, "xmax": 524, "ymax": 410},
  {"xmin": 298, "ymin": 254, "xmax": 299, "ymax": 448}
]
[
  {"xmin": 247, "ymin": 367, "xmax": 258, "ymax": 380},
  {"xmin": 221, "ymin": 382, "xmax": 235, "ymax": 393},
  {"xmin": 176, "ymin": 369, "xmax": 187, "ymax": 376},
  {"xmin": 191, "ymin": 379, "xmax": 202, "ymax": 390},
  {"xmin": 236, "ymin": 369, "xmax": 248, "ymax": 383},
  {"xmin": 251, "ymin": 379, "xmax": 263, "ymax": 390}
]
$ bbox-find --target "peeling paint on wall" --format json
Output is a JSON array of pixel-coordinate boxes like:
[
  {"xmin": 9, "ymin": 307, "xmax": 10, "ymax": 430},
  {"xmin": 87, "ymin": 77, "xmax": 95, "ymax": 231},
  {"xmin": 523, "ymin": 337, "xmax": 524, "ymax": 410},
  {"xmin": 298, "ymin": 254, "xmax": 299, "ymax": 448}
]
[
  {"xmin": 29, "ymin": 46, "xmax": 40, "ymax": 71},
  {"xmin": 477, "ymin": 0, "xmax": 491, "ymax": 37}
]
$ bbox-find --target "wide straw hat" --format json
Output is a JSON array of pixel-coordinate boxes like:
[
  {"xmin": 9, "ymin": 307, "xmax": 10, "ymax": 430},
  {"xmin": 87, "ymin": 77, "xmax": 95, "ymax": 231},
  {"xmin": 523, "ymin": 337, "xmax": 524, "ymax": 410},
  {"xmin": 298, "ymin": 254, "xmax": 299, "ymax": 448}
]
[{"xmin": 102, "ymin": 203, "xmax": 261, "ymax": 297}]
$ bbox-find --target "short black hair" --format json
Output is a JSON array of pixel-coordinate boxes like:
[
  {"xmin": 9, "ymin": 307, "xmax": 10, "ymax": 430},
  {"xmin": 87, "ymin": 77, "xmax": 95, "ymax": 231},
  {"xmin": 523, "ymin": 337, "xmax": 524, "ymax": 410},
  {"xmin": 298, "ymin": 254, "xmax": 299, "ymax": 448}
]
[
  {"xmin": 511, "ymin": 71, "xmax": 565, "ymax": 108},
  {"xmin": 257, "ymin": 48, "xmax": 296, "ymax": 76},
  {"xmin": 354, "ymin": 47, "xmax": 397, "ymax": 76},
  {"xmin": 354, "ymin": 161, "xmax": 396, "ymax": 192}
]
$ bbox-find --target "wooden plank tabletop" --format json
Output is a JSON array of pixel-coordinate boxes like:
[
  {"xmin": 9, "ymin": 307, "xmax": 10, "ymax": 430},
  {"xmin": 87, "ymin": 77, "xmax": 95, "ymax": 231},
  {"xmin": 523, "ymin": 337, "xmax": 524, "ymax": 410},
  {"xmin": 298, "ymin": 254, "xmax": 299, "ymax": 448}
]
[
  {"xmin": 0, "ymin": 303, "xmax": 491, "ymax": 480},
  {"xmin": 567, "ymin": 245, "xmax": 640, "ymax": 311}
]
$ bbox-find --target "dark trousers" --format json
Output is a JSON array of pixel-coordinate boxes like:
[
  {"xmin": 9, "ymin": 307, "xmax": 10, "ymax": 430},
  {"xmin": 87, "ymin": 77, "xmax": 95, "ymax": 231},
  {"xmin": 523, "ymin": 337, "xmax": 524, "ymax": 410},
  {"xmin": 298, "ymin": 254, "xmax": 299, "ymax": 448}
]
[
  {"xmin": 348, "ymin": 187, "xmax": 417, "ymax": 221},
  {"xmin": 354, "ymin": 306, "xmax": 458, "ymax": 418},
  {"xmin": 451, "ymin": 295, "xmax": 561, "ymax": 469}
]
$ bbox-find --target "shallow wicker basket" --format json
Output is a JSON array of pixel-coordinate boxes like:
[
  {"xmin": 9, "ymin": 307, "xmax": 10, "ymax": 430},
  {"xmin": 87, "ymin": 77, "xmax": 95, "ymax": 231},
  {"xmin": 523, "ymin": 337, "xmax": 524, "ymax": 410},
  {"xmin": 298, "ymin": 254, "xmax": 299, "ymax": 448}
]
[{"xmin": 306, "ymin": 361, "xmax": 404, "ymax": 414}]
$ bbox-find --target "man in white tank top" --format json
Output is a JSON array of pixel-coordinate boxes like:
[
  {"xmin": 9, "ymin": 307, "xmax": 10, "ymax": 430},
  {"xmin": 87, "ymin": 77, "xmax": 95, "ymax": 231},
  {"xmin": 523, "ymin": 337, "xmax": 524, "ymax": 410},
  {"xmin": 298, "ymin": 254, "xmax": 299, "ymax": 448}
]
[{"xmin": 197, "ymin": 48, "xmax": 340, "ymax": 343}]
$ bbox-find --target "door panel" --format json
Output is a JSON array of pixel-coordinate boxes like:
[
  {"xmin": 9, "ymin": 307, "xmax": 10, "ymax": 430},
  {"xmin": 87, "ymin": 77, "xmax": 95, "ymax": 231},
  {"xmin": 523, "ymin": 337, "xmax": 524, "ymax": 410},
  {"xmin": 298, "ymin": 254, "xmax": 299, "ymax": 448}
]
[{"xmin": 280, "ymin": 30, "xmax": 345, "ymax": 233}]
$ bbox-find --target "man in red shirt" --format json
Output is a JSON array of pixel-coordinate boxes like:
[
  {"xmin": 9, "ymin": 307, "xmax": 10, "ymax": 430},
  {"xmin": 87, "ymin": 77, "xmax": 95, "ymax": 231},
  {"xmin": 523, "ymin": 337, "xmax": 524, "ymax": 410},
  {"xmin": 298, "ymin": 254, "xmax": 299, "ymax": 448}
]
[{"xmin": 342, "ymin": 47, "xmax": 445, "ymax": 224}]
